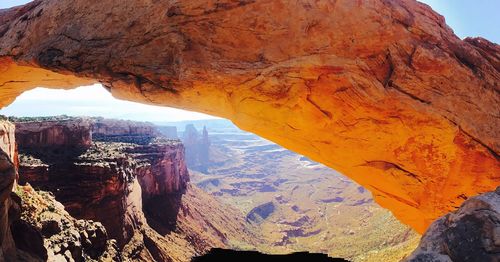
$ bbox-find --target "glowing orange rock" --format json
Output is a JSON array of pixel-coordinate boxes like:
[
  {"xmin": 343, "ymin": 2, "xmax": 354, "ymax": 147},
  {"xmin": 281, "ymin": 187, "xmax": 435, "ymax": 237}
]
[{"xmin": 0, "ymin": 0, "xmax": 498, "ymax": 233}]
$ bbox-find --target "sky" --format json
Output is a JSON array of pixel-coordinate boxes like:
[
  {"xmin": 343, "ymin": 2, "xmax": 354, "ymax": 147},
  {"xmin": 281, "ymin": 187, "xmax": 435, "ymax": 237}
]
[
  {"xmin": 1, "ymin": 0, "xmax": 498, "ymax": 121},
  {"xmin": 0, "ymin": 85, "xmax": 217, "ymax": 122}
]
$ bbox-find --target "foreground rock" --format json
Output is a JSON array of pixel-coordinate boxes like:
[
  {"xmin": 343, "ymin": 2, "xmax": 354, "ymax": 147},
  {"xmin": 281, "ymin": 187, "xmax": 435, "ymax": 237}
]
[
  {"xmin": 13, "ymin": 185, "xmax": 120, "ymax": 262},
  {"xmin": 0, "ymin": 119, "xmax": 18, "ymax": 259},
  {"xmin": 405, "ymin": 187, "xmax": 500, "ymax": 262},
  {"xmin": 0, "ymin": 0, "xmax": 498, "ymax": 233}
]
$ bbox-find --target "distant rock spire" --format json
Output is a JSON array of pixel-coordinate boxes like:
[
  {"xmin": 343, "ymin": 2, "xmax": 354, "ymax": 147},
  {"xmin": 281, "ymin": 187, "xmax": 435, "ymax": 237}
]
[{"xmin": 182, "ymin": 124, "xmax": 210, "ymax": 173}]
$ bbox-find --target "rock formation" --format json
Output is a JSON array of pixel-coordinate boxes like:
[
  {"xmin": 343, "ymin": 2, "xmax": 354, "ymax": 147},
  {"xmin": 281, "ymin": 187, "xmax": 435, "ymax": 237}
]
[
  {"xmin": 404, "ymin": 187, "xmax": 500, "ymax": 262},
  {"xmin": 13, "ymin": 117, "xmax": 257, "ymax": 261},
  {"xmin": 0, "ymin": 0, "xmax": 498, "ymax": 233},
  {"xmin": 0, "ymin": 119, "xmax": 17, "ymax": 260},
  {"xmin": 14, "ymin": 117, "xmax": 187, "ymax": 247},
  {"xmin": 246, "ymin": 202, "xmax": 275, "ymax": 224},
  {"xmin": 91, "ymin": 117, "xmax": 160, "ymax": 144},
  {"xmin": 0, "ymin": 119, "xmax": 119, "ymax": 261},
  {"xmin": 182, "ymin": 125, "xmax": 211, "ymax": 173},
  {"xmin": 13, "ymin": 184, "xmax": 120, "ymax": 262},
  {"xmin": 14, "ymin": 117, "xmax": 92, "ymax": 148},
  {"xmin": 157, "ymin": 126, "xmax": 179, "ymax": 139}
]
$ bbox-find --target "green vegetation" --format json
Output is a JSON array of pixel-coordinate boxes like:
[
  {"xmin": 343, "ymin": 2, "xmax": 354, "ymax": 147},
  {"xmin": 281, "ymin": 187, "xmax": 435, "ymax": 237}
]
[{"xmin": 8, "ymin": 115, "xmax": 78, "ymax": 123}]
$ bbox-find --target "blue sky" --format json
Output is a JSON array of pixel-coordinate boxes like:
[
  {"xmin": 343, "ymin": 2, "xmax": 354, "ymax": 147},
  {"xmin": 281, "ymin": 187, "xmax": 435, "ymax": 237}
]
[{"xmin": 1, "ymin": 0, "xmax": 498, "ymax": 121}]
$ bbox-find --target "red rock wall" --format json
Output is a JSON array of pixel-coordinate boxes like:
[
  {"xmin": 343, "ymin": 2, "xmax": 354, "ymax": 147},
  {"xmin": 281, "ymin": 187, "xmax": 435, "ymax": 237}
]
[
  {"xmin": 92, "ymin": 118, "xmax": 159, "ymax": 137},
  {"xmin": 0, "ymin": 120, "xmax": 17, "ymax": 259},
  {"xmin": 15, "ymin": 118, "xmax": 190, "ymax": 247},
  {"xmin": 132, "ymin": 143, "xmax": 190, "ymax": 199},
  {"xmin": 15, "ymin": 119, "xmax": 92, "ymax": 148},
  {"xmin": 0, "ymin": 120, "xmax": 16, "ymax": 164}
]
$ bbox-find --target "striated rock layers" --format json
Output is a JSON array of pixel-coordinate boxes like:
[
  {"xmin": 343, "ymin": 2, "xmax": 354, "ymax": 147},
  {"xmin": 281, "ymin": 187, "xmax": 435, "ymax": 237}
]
[
  {"xmin": 15, "ymin": 117, "xmax": 92, "ymax": 148},
  {"xmin": 0, "ymin": 119, "xmax": 18, "ymax": 260},
  {"xmin": 0, "ymin": 0, "xmax": 498, "ymax": 233},
  {"xmin": 14, "ymin": 117, "xmax": 257, "ymax": 261},
  {"xmin": 15, "ymin": 118, "xmax": 189, "ymax": 247},
  {"xmin": 0, "ymin": 119, "xmax": 119, "ymax": 262},
  {"xmin": 91, "ymin": 117, "xmax": 160, "ymax": 144},
  {"xmin": 405, "ymin": 187, "xmax": 500, "ymax": 262},
  {"xmin": 182, "ymin": 124, "xmax": 211, "ymax": 173}
]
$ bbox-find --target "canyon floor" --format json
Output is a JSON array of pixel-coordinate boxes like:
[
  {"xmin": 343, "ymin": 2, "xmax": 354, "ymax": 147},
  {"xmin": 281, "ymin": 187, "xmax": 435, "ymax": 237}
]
[{"xmin": 170, "ymin": 120, "xmax": 421, "ymax": 262}]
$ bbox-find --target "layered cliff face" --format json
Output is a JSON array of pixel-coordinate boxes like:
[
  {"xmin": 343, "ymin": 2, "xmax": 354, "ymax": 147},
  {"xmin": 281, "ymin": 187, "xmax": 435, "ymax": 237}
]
[
  {"xmin": 0, "ymin": 118, "xmax": 16, "ymax": 166},
  {"xmin": 15, "ymin": 117, "xmax": 92, "ymax": 148},
  {"xmin": 15, "ymin": 118, "xmax": 189, "ymax": 247},
  {"xmin": 92, "ymin": 117, "xmax": 160, "ymax": 144},
  {"xmin": 0, "ymin": 119, "xmax": 121, "ymax": 261},
  {"xmin": 0, "ymin": 0, "xmax": 498, "ymax": 233},
  {"xmin": 14, "ymin": 117, "xmax": 257, "ymax": 261},
  {"xmin": 0, "ymin": 119, "xmax": 18, "ymax": 260}
]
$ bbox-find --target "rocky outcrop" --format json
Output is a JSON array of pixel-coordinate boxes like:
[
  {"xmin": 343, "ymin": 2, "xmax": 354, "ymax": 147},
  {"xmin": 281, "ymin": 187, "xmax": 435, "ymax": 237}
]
[
  {"xmin": 14, "ymin": 117, "xmax": 92, "ymax": 149},
  {"xmin": 129, "ymin": 142, "xmax": 189, "ymax": 198},
  {"xmin": 13, "ymin": 184, "xmax": 120, "ymax": 262},
  {"xmin": 0, "ymin": 119, "xmax": 119, "ymax": 261},
  {"xmin": 157, "ymin": 126, "xmax": 179, "ymax": 139},
  {"xmin": 92, "ymin": 117, "xmax": 160, "ymax": 144},
  {"xmin": 0, "ymin": 0, "xmax": 498, "ymax": 232},
  {"xmin": 0, "ymin": 120, "xmax": 17, "ymax": 260},
  {"xmin": 0, "ymin": 118, "xmax": 17, "ymax": 167},
  {"xmin": 405, "ymin": 187, "xmax": 500, "ymax": 262},
  {"xmin": 182, "ymin": 125, "xmax": 210, "ymax": 173},
  {"xmin": 16, "ymin": 136, "xmax": 188, "ymax": 248},
  {"xmin": 14, "ymin": 117, "xmax": 256, "ymax": 261}
]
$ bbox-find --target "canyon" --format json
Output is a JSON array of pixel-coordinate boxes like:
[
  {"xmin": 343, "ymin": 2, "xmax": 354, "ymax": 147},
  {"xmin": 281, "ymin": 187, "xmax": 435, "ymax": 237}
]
[
  {"xmin": 0, "ymin": 116, "xmax": 498, "ymax": 261},
  {"xmin": 2, "ymin": 117, "xmax": 259, "ymax": 261},
  {"xmin": 0, "ymin": 0, "xmax": 498, "ymax": 235},
  {"xmin": 172, "ymin": 120, "xmax": 421, "ymax": 261},
  {"xmin": 0, "ymin": 0, "xmax": 498, "ymax": 261}
]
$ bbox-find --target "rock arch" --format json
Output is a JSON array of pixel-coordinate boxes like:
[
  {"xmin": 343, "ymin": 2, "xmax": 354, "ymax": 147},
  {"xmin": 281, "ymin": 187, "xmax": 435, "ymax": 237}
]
[{"xmin": 0, "ymin": 0, "xmax": 498, "ymax": 233}]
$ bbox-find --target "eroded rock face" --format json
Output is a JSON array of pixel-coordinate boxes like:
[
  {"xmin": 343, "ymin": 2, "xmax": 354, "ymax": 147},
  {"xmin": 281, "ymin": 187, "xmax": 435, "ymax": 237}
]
[
  {"xmin": 15, "ymin": 117, "xmax": 92, "ymax": 148},
  {"xmin": 15, "ymin": 118, "xmax": 188, "ymax": 247},
  {"xmin": 92, "ymin": 117, "xmax": 160, "ymax": 144},
  {"xmin": 14, "ymin": 117, "xmax": 254, "ymax": 261},
  {"xmin": 0, "ymin": 0, "xmax": 498, "ymax": 233},
  {"xmin": 14, "ymin": 184, "xmax": 120, "ymax": 262},
  {"xmin": 405, "ymin": 187, "xmax": 500, "ymax": 262},
  {"xmin": 0, "ymin": 120, "xmax": 17, "ymax": 260},
  {"xmin": 130, "ymin": 143, "xmax": 189, "ymax": 198}
]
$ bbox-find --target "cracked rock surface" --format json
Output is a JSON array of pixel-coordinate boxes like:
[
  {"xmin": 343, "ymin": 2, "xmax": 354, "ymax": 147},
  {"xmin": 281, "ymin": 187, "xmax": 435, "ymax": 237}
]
[{"xmin": 0, "ymin": 0, "xmax": 498, "ymax": 233}]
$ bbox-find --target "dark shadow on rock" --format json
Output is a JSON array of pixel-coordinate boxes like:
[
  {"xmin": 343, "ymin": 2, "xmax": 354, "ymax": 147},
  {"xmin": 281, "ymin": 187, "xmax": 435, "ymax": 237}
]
[
  {"xmin": 18, "ymin": 146, "xmax": 87, "ymax": 167},
  {"xmin": 143, "ymin": 193, "xmax": 183, "ymax": 235},
  {"xmin": 11, "ymin": 220, "xmax": 47, "ymax": 261},
  {"xmin": 192, "ymin": 248, "xmax": 349, "ymax": 262}
]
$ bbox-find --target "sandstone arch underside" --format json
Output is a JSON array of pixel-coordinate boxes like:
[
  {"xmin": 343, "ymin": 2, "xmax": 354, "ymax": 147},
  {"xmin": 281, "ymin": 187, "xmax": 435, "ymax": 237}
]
[{"xmin": 0, "ymin": 0, "xmax": 498, "ymax": 233}]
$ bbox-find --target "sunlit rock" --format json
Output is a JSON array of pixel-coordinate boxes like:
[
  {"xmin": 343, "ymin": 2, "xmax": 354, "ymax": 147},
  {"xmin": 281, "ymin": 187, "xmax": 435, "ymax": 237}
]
[{"xmin": 0, "ymin": 0, "xmax": 498, "ymax": 235}]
